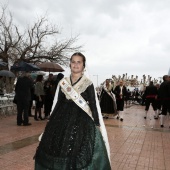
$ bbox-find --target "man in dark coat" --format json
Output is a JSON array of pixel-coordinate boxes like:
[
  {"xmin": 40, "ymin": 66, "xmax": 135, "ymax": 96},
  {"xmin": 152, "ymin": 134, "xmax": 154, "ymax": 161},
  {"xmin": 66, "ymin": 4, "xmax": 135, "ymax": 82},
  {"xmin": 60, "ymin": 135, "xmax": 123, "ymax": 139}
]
[
  {"xmin": 143, "ymin": 81, "xmax": 158, "ymax": 119},
  {"xmin": 113, "ymin": 80, "xmax": 127, "ymax": 121},
  {"xmin": 159, "ymin": 75, "xmax": 170, "ymax": 127},
  {"xmin": 15, "ymin": 72, "xmax": 34, "ymax": 126},
  {"xmin": 155, "ymin": 83, "xmax": 161, "ymax": 118}
]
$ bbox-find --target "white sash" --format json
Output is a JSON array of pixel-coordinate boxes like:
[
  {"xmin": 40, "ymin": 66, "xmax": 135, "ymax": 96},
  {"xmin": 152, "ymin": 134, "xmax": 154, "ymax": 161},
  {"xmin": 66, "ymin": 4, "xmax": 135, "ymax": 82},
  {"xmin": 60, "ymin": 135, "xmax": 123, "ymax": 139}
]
[
  {"xmin": 59, "ymin": 78, "xmax": 93, "ymax": 120},
  {"xmin": 103, "ymin": 85, "xmax": 115, "ymax": 101},
  {"xmin": 102, "ymin": 84, "xmax": 117, "ymax": 115}
]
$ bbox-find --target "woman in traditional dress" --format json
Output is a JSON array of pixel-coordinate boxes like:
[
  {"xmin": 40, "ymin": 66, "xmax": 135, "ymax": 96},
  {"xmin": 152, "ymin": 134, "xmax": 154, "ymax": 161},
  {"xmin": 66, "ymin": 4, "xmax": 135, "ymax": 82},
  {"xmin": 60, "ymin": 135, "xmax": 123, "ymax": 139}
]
[
  {"xmin": 100, "ymin": 79, "xmax": 116, "ymax": 119},
  {"xmin": 34, "ymin": 75, "xmax": 45, "ymax": 120},
  {"xmin": 34, "ymin": 52, "xmax": 111, "ymax": 170}
]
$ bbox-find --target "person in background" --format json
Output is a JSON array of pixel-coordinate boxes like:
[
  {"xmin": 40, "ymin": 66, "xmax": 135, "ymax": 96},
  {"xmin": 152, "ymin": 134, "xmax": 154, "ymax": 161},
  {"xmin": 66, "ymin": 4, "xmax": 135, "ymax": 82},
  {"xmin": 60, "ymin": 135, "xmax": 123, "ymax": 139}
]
[
  {"xmin": 125, "ymin": 88, "xmax": 131, "ymax": 106},
  {"xmin": 15, "ymin": 72, "xmax": 34, "ymax": 126},
  {"xmin": 132, "ymin": 88, "xmax": 141, "ymax": 104},
  {"xmin": 141, "ymin": 88, "xmax": 146, "ymax": 106},
  {"xmin": 34, "ymin": 75, "xmax": 45, "ymax": 121},
  {"xmin": 28, "ymin": 75, "xmax": 35, "ymax": 117},
  {"xmin": 143, "ymin": 81, "xmax": 158, "ymax": 119},
  {"xmin": 113, "ymin": 80, "xmax": 127, "ymax": 121},
  {"xmin": 155, "ymin": 83, "xmax": 161, "ymax": 119},
  {"xmin": 44, "ymin": 73, "xmax": 55, "ymax": 119},
  {"xmin": 159, "ymin": 75, "xmax": 170, "ymax": 127},
  {"xmin": 100, "ymin": 79, "xmax": 116, "ymax": 119},
  {"xmin": 34, "ymin": 52, "xmax": 111, "ymax": 170}
]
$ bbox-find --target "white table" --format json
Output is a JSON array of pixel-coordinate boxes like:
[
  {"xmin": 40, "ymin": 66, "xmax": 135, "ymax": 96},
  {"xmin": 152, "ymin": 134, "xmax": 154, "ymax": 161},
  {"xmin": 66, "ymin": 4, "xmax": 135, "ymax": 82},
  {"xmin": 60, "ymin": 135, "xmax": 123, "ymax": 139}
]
[{"xmin": 0, "ymin": 96, "xmax": 16, "ymax": 117}]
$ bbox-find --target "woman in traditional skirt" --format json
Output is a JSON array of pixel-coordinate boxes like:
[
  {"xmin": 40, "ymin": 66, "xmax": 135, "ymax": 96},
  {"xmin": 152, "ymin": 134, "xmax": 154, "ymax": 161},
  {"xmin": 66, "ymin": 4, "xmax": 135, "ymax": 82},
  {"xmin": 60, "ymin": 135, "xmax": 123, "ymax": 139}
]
[
  {"xmin": 100, "ymin": 79, "xmax": 116, "ymax": 119},
  {"xmin": 34, "ymin": 52, "xmax": 111, "ymax": 170}
]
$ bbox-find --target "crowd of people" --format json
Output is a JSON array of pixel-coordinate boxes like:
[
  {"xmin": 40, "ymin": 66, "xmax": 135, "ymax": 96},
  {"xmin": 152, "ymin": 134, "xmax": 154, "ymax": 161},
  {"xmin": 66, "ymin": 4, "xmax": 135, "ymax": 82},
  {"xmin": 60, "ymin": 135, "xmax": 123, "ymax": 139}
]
[
  {"xmin": 97, "ymin": 75, "xmax": 170, "ymax": 128},
  {"xmin": 143, "ymin": 75, "xmax": 170, "ymax": 128},
  {"xmin": 99, "ymin": 79, "xmax": 127, "ymax": 121},
  {"xmin": 14, "ymin": 72, "xmax": 64, "ymax": 126}
]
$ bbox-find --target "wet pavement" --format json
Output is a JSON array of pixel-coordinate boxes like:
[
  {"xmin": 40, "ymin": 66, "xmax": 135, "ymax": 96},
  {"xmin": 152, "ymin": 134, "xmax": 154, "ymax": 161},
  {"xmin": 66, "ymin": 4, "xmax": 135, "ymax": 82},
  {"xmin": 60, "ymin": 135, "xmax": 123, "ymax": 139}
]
[{"xmin": 0, "ymin": 103, "xmax": 170, "ymax": 170}]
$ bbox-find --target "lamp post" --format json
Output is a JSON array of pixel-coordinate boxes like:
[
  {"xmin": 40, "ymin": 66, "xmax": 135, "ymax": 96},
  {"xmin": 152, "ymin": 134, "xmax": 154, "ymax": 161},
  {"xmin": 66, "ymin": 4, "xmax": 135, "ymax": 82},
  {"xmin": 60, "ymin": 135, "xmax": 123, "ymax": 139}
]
[{"xmin": 93, "ymin": 75, "xmax": 98, "ymax": 87}]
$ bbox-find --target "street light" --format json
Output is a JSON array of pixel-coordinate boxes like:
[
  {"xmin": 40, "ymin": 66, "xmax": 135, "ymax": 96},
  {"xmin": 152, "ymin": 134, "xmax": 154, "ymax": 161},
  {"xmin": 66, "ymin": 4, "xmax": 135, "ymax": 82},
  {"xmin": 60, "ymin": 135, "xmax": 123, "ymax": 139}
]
[{"xmin": 93, "ymin": 75, "xmax": 98, "ymax": 87}]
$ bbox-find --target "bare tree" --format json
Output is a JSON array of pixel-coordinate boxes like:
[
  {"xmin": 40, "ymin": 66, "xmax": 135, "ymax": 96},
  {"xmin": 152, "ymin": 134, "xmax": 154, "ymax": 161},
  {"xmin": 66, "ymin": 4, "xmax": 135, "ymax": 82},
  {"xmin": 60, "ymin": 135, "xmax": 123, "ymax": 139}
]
[
  {"xmin": 17, "ymin": 17, "xmax": 82, "ymax": 66},
  {"xmin": 39, "ymin": 35, "xmax": 82, "ymax": 66},
  {"xmin": 0, "ymin": 6, "xmax": 22, "ymax": 66},
  {"xmin": 0, "ymin": 6, "xmax": 82, "ymax": 67}
]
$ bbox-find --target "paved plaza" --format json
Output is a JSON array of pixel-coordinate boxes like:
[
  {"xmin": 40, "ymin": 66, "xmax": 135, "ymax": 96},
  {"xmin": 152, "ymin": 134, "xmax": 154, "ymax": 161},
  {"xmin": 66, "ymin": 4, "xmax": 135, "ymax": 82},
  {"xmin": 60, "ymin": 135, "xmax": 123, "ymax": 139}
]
[{"xmin": 0, "ymin": 104, "xmax": 170, "ymax": 170}]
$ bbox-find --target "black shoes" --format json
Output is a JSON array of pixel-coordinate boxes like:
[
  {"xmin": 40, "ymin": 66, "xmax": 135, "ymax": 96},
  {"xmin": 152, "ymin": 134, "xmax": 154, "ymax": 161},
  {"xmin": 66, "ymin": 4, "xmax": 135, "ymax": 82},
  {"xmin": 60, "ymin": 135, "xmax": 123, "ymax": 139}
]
[
  {"xmin": 154, "ymin": 116, "xmax": 158, "ymax": 119},
  {"xmin": 144, "ymin": 117, "xmax": 146, "ymax": 119},
  {"xmin": 23, "ymin": 123, "xmax": 32, "ymax": 126},
  {"xmin": 120, "ymin": 118, "xmax": 123, "ymax": 121},
  {"xmin": 45, "ymin": 116, "xmax": 50, "ymax": 120},
  {"xmin": 103, "ymin": 116, "xmax": 108, "ymax": 119},
  {"xmin": 34, "ymin": 118, "xmax": 39, "ymax": 121},
  {"xmin": 17, "ymin": 122, "xmax": 32, "ymax": 126},
  {"xmin": 29, "ymin": 114, "xmax": 34, "ymax": 117},
  {"xmin": 116, "ymin": 116, "xmax": 123, "ymax": 121},
  {"xmin": 160, "ymin": 125, "xmax": 164, "ymax": 128},
  {"xmin": 34, "ymin": 116, "xmax": 44, "ymax": 120}
]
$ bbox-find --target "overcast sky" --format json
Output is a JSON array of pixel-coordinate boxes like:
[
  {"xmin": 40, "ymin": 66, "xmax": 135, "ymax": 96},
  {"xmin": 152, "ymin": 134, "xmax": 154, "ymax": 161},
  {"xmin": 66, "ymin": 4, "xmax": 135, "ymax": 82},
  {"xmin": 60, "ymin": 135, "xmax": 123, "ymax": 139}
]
[{"xmin": 1, "ymin": 0, "xmax": 170, "ymax": 87}]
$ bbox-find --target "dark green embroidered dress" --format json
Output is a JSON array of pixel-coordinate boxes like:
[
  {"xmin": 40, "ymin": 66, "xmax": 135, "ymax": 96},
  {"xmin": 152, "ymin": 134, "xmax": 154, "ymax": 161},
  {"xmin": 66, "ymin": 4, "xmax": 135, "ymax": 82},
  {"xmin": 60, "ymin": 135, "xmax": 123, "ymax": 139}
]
[{"xmin": 34, "ymin": 76, "xmax": 111, "ymax": 170}]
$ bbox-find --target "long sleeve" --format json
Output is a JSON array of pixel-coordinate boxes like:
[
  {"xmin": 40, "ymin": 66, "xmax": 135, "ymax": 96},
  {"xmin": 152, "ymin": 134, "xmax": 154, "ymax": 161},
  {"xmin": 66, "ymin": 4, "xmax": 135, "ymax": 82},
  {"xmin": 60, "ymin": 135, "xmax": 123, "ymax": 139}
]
[{"xmin": 86, "ymin": 84, "xmax": 100, "ymax": 126}]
